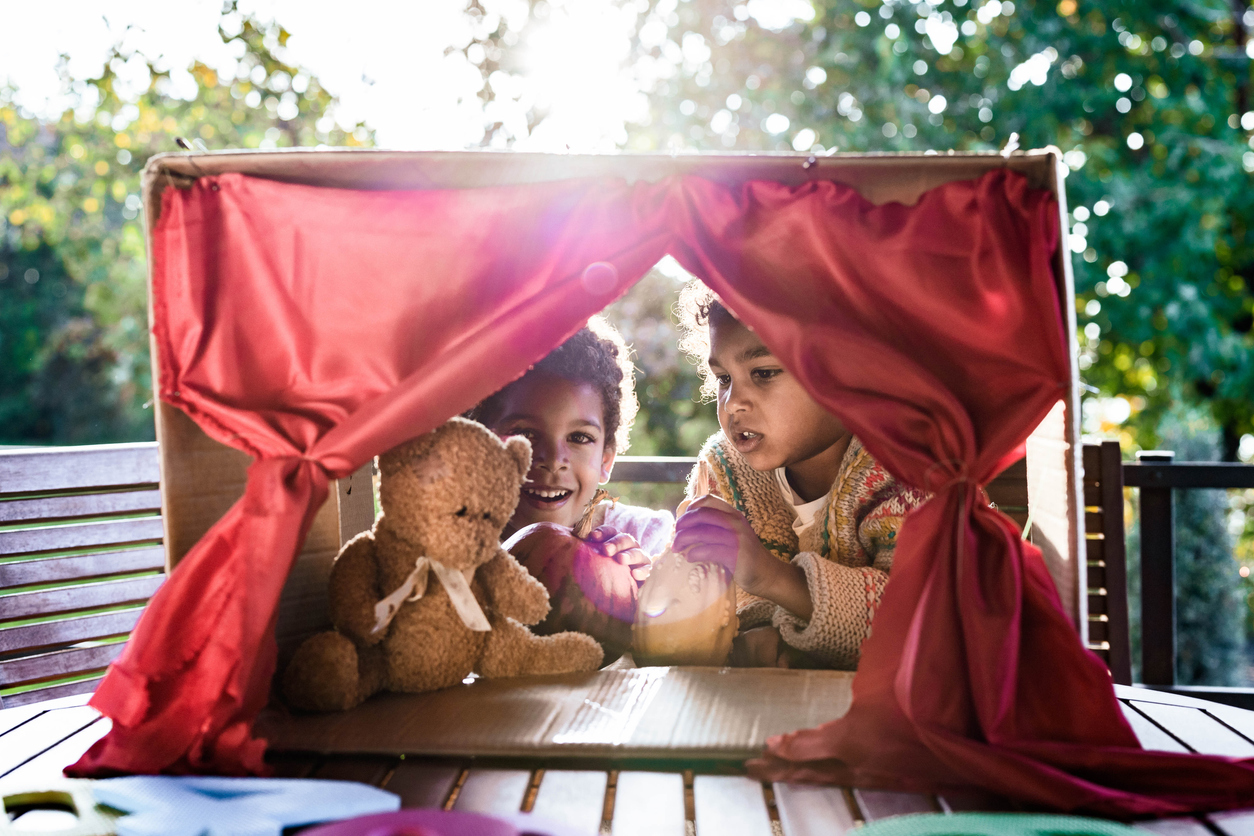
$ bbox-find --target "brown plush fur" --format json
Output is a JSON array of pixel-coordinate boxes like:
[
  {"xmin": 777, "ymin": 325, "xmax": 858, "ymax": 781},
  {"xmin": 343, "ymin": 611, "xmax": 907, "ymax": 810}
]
[{"xmin": 282, "ymin": 417, "xmax": 603, "ymax": 712}]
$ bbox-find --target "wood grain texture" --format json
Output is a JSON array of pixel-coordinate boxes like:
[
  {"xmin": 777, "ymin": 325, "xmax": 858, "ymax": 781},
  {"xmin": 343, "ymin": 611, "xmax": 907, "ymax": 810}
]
[
  {"xmin": 313, "ymin": 756, "xmax": 396, "ymax": 787},
  {"xmin": 452, "ymin": 769, "xmax": 531, "ymax": 815},
  {"xmin": 0, "ymin": 641, "xmax": 125, "ymax": 686},
  {"xmin": 612, "ymin": 771, "xmax": 686, "ymax": 836},
  {"xmin": 529, "ymin": 770, "xmax": 607, "ymax": 834},
  {"xmin": 0, "ymin": 676, "xmax": 104, "ymax": 709},
  {"xmin": 1, "ymin": 575, "xmax": 163, "ymax": 620},
  {"xmin": 0, "ymin": 444, "xmax": 158, "ymax": 495},
  {"xmin": 1119, "ymin": 702, "xmax": 1189, "ymax": 753},
  {"xmin": 852, "ymin": 789, "xmax": 937, "ymax": 820},
  {"xmin": 382, "ymin": 761, "xmax": 461, "ymax": 809},
  {"xmin": 0, "ymin": 517, "xmax": 164, "ymax": 557},
  {"xmin": 1129, "ymin": 702, "xmax": 1254, "ymax": 757},
  {"xmin": 692, "ymin": 775, "xmax": 772, "ymax": 836},
  {"xmin": 1025, "ymin": 401, "xmax": 1084, "ymax": 630},
  {"xmin": 337, "ymin": 461, "xmax": 375, "ymax": 548},
  {"xmin": 0, "ymin": 490, "xmax": 162, "ymax": 525},
  {"xmin": 0, "ymin": 705, "xmax": 100, "ymax": 777},
  {"xmin": 0, "ymin": 546, "xmax": 166, "ymax": 588},
  {"xmin": 0, "ymin": 608, "xmax": 142, "ymax": 654},
  {"xmin": 773, "ymin": 783, "xmax": 858, "ymax": 836}
]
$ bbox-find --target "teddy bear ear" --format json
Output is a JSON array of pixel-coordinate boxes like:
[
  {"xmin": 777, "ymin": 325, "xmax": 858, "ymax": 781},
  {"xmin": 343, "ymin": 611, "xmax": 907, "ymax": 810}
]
[{"xmin": 505, "ymin": 436, "xmax": 532, "ymax": 478}]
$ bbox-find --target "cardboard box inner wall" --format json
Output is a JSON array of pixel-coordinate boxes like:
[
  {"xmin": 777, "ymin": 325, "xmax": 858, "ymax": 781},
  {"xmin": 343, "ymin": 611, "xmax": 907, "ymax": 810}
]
[{"xmin": 141, "ymin": 148, "xmax": 1086, "ymax": 663}]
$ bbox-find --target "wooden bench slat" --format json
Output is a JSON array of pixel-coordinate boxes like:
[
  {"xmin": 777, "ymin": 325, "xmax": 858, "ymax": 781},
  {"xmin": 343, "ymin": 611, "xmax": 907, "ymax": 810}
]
[
  {"xmin": 1089, "ymin": 618, "xmax": 1110, "ymax": 642},
  {"xmin": 452, "ymin": 768, "xmax": 531, "ymax": 815},
  {"xmin": 852, "ymin": 789, "xmax": 937, "ymax": 821},
  {"xmin": 0, "ymin": 716, "xmax": 109, "ymax": 789},
  {"xmin": 0, "ymin": 676, "xmax": 106, "ymax": 709},
  {"xmin": 773, "ymin": 783, "xmax": 857, "ymax": 836},
  {"xmin": 1086, "ymin": 537, "xmax": 1105, "ymax": 562},
  {"xmin": 313, "ymin": 756, "xmax": 396, "ymax": 787},
  {"xmin": 0, "ymin": 490, "xmax": 162, "ymax": 525},
  {"xmin": 0, "ymin": 705, "xmax": 100, "ymax": 777},
  {"xmin": 612, "ymin": 771, "xmax": 686, "ymax": 836},
  {"xmin": 383, "ymin": 761, "xmax": 462, "ymax": 809},
  {"xmin": 0, "ymin": 608, "xmax": 143, "ymax": 654},
  {"xmin": 1, "ymin": 576, "xmax": 163, "ymax": 621},
  {"xmin": 0, "ymin": 443, "xmax": 159, "ymax": 495},
  {"xmin": 0, "ymin": 517, "xmax": 163, "ymax": 558},
  {"xmin": 0, "ymin": 642, "xmax": 126, "ymax": 688},
  {"xmin": 530, "ymin": 769, "xmax": 607, "ymax": 834},
  {"xmin": 1130, "ymin": 702, "xmax": 1254, "ymax": 758},
  {"xmin": 1088, "ymin": 563, "xmax": 1106, "ymax": 588},
  {"xmin": 1119, "ymin": 702, "xmax": 1189, "ymax": 753},
  {"xmin": 1085, "ymin": 510, "xmax": 1103, "ymax": 533},
  {"xmin": 0, "ymin": 546, "xmax": 166, "ymax": 589},
  {"xmin": 1139, "ymin": 818, "xmax": 1228, "ymax": 835},
  {"xmin": 693, "ymin": 775, "xmax": 773, "ymax": 836},
  {"xmin": 1088, "ymin": 593, "xmax": 1109, "ymax": 616}
]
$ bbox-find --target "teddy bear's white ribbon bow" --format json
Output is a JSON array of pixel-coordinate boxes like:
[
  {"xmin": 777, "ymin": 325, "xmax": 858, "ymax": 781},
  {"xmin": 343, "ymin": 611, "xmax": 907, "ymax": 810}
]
[{"xmin": 371, "ymin": 556, "xmax": 492, "ymax": 636}]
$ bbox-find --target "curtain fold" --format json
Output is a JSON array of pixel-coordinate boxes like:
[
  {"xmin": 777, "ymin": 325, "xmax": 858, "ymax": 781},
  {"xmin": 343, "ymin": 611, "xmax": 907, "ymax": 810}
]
[{"xmin": 71, "ymin": 168, "xmax": 1254, "ymax": 814}]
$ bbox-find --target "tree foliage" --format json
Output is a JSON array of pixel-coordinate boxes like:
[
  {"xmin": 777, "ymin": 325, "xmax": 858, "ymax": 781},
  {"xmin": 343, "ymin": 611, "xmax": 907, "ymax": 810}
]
[{"xmin": 0, "ymin": 5, "xmax": 368, "ymax": 444}]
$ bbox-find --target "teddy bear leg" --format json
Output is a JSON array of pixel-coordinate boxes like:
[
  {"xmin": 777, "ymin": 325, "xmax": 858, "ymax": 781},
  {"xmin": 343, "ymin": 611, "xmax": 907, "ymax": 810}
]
[
  {"xmin": 478, "ymin": 617, "xmax": 603, "ymax": 678},
  {"xmin": 282, "ymin": 631, "xmax": 383, "ymax": 712}
]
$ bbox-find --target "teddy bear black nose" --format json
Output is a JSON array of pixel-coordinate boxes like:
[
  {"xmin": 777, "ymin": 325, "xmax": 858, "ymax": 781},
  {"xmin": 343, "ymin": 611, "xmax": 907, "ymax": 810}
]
[{"xmin": 455, "ymin": 506, "xmax": 468, "ymax": 517}]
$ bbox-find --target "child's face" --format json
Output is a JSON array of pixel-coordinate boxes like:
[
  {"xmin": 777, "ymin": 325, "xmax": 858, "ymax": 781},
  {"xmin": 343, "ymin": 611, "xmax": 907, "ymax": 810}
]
[
  {"xmin": 491, "ymin": 372, "xmax": 616, "ymax": 534},
  {"xmin": 707, "ymin": 316, "xmax": 848, "ymax": 474}
]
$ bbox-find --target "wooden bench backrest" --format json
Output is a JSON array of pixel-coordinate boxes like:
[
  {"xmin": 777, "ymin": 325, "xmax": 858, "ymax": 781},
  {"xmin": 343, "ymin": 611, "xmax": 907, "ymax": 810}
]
[{"xmin": 0, "ymin": 443, "xmax": 164, "ymax": 708}]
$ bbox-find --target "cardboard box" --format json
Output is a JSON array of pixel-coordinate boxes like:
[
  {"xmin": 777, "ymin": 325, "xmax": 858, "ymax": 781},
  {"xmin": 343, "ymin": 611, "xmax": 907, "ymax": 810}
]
[{"xmin": 139, "ymin": 148, "xmax": 1085, "ymax": 669}]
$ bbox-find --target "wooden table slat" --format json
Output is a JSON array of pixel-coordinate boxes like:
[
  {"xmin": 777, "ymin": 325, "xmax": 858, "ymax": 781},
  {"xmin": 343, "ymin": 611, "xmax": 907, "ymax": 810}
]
[
  {"xmin": 383, "ymin": 760, "xmax": 462, "ymax": 809},
  {"xmin": 452, "ymin": 768, "xmax": 531, "ymax": 815},
  {"xmin": 1120, "ymin": 702, "xmax": 1190, "ymax": 753},
  {"xmin": 693, "ymin": 775, "xmax": 773, "ymax": 836},
  {"xmin": 1130, "ymin": 702, "xmax": 1254, "ymax": 758},
  {"xmin": 1136, "ymin": 818, "xmax": 1226, "ymax": 835},
  {"xmin": 773, "ymin": 782, "xmax": 857, "ymax": 836},
  {"xmin": 0, "ymin": 717, "xmax": 109, "ymax": 791},
  {"xmin": 1197, "ymin": 704, "xmax": 1254, "ymax": 747},
  {"xmin": 0, "ymin": 705, "xmax": 100, "ymax": 777},
  {"xmin": 612, "ymin": 770, "xmax": 686, "ymax": 836},
  {"xmin": 530, "ymin": 769, "xmax": 607, "ymax": 834},
  {"xmin": 935, "ymin": 789, "xmax": 1015, "ymax": 812},
  {"xmin": 266, "ymin": 755, "xmax": 322, "ymax": 778},
  {"xmin": 853, "ymin": 789, "xmax": 938, "ymax": 820},
  {"xmin": 313, "ymin": 756, "xmax": 397, "ymax": 787},
  {"xmin": 1209, "ymin": 810, "xmax": 1254, "ymax": 836}
]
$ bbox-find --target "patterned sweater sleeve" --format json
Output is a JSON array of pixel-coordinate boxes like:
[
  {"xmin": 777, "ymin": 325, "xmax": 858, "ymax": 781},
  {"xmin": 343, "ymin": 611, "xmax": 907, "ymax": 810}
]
[{"xmin": 772, "ymin": 477, "xmax": 929, "ymax": 668}]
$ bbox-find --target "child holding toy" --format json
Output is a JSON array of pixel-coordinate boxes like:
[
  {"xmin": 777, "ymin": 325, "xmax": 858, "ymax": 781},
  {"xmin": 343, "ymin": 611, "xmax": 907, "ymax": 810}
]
[
  {"xmin": 672, "ymin": 282, "xmax": 929, "ymax": 670},
  {"xmin": 467, "ymin": 317, "xmax": 672, "ymax": 657}
]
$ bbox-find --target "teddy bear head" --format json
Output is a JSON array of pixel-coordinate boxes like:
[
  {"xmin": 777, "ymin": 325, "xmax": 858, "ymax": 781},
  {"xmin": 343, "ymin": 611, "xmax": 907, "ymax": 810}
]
[{"xmin": 378, "ymin": 417, "xmax": 531, "ymax": 572}]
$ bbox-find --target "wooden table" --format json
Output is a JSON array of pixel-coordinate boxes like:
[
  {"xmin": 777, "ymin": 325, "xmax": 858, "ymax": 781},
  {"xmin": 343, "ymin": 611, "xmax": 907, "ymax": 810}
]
[{"xmin": 4, "ymin": 674, "xmax": 1254, "ymax": 835}]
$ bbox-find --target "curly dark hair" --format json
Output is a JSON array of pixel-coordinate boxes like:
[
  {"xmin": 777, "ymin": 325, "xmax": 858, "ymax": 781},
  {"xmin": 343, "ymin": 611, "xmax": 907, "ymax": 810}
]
[
  {"xmin": 468, "ymin": 316, "xmax": 638, "ymax": 453},
  {"xmin": 675, "ymin": 280, "xmax": 738, "ymax": 403}
]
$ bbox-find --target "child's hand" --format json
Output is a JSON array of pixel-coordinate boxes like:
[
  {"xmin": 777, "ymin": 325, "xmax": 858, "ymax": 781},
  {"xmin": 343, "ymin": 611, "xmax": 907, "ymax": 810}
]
[
  {"xmin": 730, "ymin": 626, "xmax": 790, "ymax": 668},
  {"xmin": 585, "ymin": 526, "xmax": 651, "ymax": 584},
  {"xmin": 673, "ymin": 495, "xmax": 813, "ymax": 620}
]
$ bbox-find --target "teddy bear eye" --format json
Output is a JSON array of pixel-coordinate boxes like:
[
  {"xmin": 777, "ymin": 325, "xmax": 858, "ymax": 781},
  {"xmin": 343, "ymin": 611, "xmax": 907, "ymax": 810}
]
[
  {"xmin": 481, "ymin": 511, "xmax": 492, "ymax": 521},
  {"xmin": 455, "ymin": 506, "xmax": 468, "ymax": 517}
]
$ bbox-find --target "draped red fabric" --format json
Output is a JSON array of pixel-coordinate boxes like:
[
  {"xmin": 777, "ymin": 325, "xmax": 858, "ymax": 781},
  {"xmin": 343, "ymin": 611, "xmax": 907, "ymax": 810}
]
[{"xmin": 70, "ymin": 169, "xmax": 1254, "ymax": 813}]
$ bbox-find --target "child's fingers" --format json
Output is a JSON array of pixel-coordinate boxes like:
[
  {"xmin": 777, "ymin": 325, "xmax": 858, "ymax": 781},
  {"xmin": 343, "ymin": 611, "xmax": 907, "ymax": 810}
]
[
  {"xmin": 684, "ymin": 494, "xmax": 737, "ymax": 514},
  {"xmin": 676, "ymin": 505, "xmax": 748, "ymax": 534},
  {"xmin": 675, "ymin": 544, "xmax": 736, "ymax": 573},
  {"xmin": 584, "ymin": 525, "xmax": 617, "ymax": 544},
  {"xmin": 671, "ymin": 522, "xmax": 736, "ymax": 554}
]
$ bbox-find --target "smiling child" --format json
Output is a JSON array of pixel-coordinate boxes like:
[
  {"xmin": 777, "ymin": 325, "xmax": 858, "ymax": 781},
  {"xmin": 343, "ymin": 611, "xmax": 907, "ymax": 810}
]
[{"xmin": 673, "ymin": 282, "xmax": 928, "ymax": 669}]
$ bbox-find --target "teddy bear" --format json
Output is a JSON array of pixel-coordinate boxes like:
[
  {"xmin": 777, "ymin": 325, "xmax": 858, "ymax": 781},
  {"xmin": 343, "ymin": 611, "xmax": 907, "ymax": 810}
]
[{"xmin": 282, "ymin": 417, "xmax": 603, "ymax": 712}]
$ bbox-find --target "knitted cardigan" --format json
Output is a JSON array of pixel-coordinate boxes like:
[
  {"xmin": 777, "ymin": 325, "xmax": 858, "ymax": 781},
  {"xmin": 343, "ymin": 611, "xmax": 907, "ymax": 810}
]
[{"xmin": 685, "ymin": 432, "xmax": 929, "ymax": 669}]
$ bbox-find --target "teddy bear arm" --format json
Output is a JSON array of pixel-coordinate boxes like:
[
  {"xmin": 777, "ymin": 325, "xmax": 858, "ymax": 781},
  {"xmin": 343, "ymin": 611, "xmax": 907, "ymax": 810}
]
[
  {"xmin": 328, "ymin": 534, "xmax": 385, "ymax": 646},
  {"xmin": 479, "ymin": 549, "xmax": 551, "ymax": 626}
]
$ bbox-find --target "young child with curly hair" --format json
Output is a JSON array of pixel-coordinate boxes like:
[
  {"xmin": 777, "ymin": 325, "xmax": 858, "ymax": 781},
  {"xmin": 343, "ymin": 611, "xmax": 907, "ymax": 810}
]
[
  {"xmin": 467, "ymin": 317, "xmax": 673, "ymax": 658},
  {"xmin": 673, "ymin": 282, "xmax": 929, "ymax": 670}
]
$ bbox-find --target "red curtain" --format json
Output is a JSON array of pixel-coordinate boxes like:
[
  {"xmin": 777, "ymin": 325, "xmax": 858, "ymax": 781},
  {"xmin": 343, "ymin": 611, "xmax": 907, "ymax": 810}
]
[{"xmin": 70, "ymin": 169, "xmax": 1254, "ymax": 813}]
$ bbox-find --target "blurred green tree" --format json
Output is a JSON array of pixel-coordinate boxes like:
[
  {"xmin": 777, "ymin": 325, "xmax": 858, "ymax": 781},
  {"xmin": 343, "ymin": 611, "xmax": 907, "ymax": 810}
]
[
  {"xmin": 463, "ymin": 0, "xmax": 1254, "ymax": 461},
  {"xmin": 0, "ymin": 4, "xmax": 369, "ymax": 444}
]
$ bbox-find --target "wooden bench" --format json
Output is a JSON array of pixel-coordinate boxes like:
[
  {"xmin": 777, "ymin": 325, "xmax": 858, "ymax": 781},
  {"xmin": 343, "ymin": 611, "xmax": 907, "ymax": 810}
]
[{"xmin": 0, "ymin": 444, "xmax": 164, "ymax": 708}]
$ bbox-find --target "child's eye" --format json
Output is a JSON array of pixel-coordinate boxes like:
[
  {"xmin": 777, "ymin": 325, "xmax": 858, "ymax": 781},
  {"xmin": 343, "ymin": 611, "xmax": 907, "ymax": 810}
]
[
  {"xmin": 569, "ymin": 432, "xmax": 597, "ymax": 444},
  {"xmin": 714, "ymin": 373, "xmax": 731, "ymax": 387},
  {"xmin": 505, "ymin": 427, "xmax": 537, "ymax": 440},
  {"xmin": 751, "ymin": 368, "xmax": 782, "ymax": 382}
]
